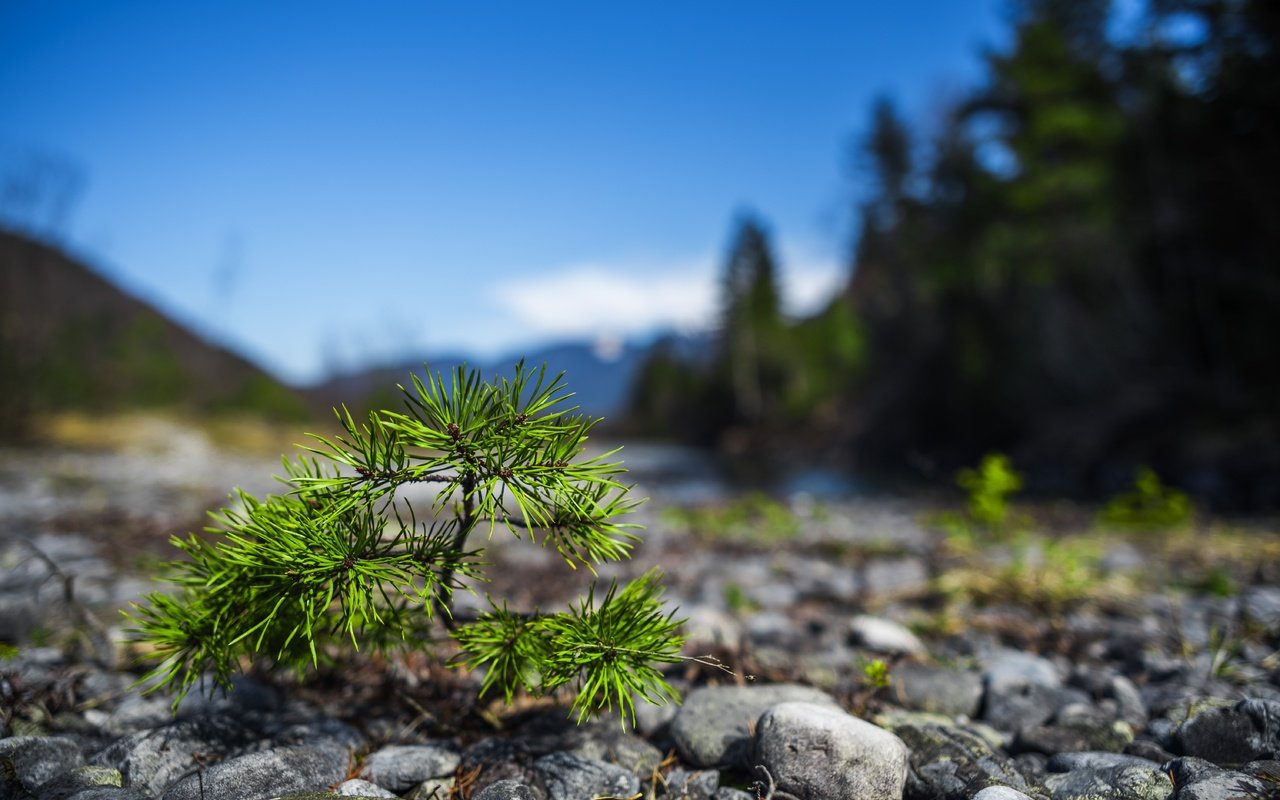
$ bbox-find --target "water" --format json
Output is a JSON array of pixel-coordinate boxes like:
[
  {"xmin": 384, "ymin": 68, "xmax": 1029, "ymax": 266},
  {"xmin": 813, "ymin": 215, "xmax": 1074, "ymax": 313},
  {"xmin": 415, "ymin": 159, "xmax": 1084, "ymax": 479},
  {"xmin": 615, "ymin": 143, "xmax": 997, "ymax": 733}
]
[{"xmin": 607, "ymin": 441, "xmax": 865, "ymax": 506}]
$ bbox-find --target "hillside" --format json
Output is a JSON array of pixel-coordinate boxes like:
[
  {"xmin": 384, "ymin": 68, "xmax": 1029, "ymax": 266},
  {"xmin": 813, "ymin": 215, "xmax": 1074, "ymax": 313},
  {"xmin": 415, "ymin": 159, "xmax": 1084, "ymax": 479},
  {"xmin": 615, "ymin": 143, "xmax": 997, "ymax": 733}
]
[
  {"xmin": 0, "ymin": 230, "xmax": 309, "ymax": 437},
  {"xmin": 304, "ymin": 336, "xmax": 701, "ymax": 423}
]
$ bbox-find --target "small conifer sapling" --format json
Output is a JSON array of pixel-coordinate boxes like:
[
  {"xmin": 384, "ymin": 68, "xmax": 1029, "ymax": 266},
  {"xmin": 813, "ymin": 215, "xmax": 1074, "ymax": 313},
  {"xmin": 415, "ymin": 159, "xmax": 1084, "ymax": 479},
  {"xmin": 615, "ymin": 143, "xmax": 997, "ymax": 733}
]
[{"xmin": 128, "ymin": 362, "xmax": 685, "ymax": 724}]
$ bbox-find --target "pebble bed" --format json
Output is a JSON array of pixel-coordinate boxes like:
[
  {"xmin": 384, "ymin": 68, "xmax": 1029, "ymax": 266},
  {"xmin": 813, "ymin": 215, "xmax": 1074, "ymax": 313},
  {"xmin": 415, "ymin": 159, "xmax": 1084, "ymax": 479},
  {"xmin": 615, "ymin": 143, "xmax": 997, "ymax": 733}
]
[{"xmin": 2, "ymin": 427, "xmax": 1279, "ymax": 800}]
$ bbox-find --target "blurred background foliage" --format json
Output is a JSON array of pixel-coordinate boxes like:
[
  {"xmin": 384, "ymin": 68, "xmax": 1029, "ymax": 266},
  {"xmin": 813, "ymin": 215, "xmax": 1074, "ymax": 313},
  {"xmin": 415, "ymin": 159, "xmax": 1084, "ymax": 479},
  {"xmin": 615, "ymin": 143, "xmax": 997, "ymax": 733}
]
[{"xmin": 626, "ymin": 0, "xmax": 1280, "ymax": 509}]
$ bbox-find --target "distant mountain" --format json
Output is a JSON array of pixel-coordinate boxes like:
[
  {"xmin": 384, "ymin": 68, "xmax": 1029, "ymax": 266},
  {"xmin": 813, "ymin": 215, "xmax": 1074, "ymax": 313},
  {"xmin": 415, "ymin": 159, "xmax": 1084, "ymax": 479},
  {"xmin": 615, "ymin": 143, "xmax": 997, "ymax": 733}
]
[
  {"xmin": 306, "ymin": 334, "xmax": 712, "ymax": 423},
  {"xmin": 0, "ymin": 229, "xmax": 310, "ymax": 435}
]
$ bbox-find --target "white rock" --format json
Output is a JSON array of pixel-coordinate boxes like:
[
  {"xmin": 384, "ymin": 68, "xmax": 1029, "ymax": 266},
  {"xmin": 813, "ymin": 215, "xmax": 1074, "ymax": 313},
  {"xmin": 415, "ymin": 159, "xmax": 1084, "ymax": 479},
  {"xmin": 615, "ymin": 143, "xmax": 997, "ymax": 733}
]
[
  {"xmin": 849, "ymin": 614, "xmax": 927, "ymax": 657},
  {"xmin": 754, "ymin": 701, "xmax": 909, "ymax": 800}
]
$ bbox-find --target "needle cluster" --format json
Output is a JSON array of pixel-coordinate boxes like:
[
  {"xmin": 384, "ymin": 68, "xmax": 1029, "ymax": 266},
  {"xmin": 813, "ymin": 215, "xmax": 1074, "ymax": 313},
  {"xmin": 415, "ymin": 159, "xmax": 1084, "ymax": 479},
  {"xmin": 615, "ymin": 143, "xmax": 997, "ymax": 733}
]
[{"xmin": 128, "ymin": 362, "xmax": 684, "ymax": 724}]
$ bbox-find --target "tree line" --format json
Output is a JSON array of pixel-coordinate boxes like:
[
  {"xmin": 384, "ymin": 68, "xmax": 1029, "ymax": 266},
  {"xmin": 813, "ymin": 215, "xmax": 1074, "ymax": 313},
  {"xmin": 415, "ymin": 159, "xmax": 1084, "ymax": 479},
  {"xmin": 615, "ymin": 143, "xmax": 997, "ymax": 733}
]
[{"xmin": 626, "ymin": 0, "xmax": 1280, "ymax": 509}]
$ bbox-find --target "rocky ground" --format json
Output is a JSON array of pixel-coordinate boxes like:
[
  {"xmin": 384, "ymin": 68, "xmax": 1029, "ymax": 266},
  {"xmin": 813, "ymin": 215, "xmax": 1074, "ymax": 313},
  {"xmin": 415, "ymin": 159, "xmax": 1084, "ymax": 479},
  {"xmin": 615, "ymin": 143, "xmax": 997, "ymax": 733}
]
[{"xmin": 2, "ymin": 419, "xmax": 1280, "ymax": 800}]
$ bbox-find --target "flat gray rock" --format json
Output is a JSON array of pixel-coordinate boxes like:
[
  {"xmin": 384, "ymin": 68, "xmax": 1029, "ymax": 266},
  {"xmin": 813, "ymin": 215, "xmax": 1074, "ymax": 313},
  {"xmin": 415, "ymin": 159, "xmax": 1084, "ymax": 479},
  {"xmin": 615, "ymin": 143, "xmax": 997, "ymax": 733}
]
[
  {"xmin": 973, "ymin": 788, "xmax": 1038, "ymax": 800},
  {"xmin": 473, "ymin": 780, "xmax": 540, "ymax": 800},
  {"xmin": 335, "ymin": 777, "xmax": 400, "ymax": 797},
  {"xmin": 91, "ymin": 713, "xmax": 258, "ymax": 796},
  {"xmin": 1043, "ymin": 763, "xmax": 1173, "ymax": 800},
  {"xmin": 753, "ymin": 701, "xmax": 909, "ymax": 800},
  {"xmin": 893, "ymin": 721, "xmax": 1050, "ymax": 800},
  {"xmin": 849, "ymin": 614, "xmax": 927, "ymax": 657},
  {"xmin": 159, "ymin": 745, "xmax": 348, "ymax": 800},
  {"xmin": 358, "ymin": 743, "xmax": 461, "ymax": 792},
  {"xmin": 891, "ymin": 663, "xmax": 984, "ymax": 717},
  {"xmin": 670, "ymin": 683, "xmax": 838, "ymax": 768},
  {"xmin": 532, "ymin": 752, "xmax": 639, "ymax": 800},
  {"xmin": 16, "ymin": 764, "xmax": 120, "ymax": 800},
  {"xmin": 0, "ymin": 735, "xmax": 85, "ymax": 794},
  {"xmin": 1173, "ymin": 698, "xmax": 1280, "ymax": 765}
]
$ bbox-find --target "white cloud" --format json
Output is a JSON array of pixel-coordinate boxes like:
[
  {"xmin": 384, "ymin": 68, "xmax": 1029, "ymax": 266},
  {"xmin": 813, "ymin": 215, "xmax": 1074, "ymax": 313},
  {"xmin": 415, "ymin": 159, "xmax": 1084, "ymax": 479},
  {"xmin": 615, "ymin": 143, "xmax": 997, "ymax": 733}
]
[{"xmin": 491, "ymin": 242, "xmax": 846, "ymax": 343}]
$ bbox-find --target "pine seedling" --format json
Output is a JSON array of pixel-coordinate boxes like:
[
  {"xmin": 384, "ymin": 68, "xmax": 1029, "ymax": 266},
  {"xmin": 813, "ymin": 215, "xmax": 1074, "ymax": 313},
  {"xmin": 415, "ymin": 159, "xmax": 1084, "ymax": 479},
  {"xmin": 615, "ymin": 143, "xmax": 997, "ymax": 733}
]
[{"xmin": 127, "ymin": 362, "xmax": 685, "ymax": 724}]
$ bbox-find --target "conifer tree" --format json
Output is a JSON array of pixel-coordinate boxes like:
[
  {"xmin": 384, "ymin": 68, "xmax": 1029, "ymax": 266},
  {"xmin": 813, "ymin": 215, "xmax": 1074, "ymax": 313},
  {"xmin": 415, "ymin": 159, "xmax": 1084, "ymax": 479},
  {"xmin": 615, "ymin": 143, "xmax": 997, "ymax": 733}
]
[
  {"xmin": 129, "ymin": 362, "xmax": 685, "ymax": 724},
  {"xmin": 721, "ymin": 216, "xmax": 785, "ymax": 424}
]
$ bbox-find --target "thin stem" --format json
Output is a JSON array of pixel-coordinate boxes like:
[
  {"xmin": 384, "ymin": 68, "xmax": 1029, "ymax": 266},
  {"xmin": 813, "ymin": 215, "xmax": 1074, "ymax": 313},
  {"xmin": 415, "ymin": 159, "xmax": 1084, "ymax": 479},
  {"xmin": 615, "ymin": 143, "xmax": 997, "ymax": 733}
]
[{"xmin": 436, "ymin": 472, "xmax": 476, "ymax": 631}]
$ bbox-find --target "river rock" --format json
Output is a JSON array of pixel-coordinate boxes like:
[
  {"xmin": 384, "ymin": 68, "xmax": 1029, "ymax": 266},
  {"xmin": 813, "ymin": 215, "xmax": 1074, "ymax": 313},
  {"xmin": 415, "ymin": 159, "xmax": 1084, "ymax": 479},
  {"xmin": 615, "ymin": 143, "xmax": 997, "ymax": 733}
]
[
  {"xmin": 1047, "ymin": 752, "xmax": 1162, "ymax": 772},
  {"xmin": 532, "ymin": 752, "xmax": 639, "ymax": 800},
  {"xmin": 849, "ymin": 614, "xmax": 927, "ymax": 657},
  {"xmin": 753, "ymin": 701, "xmax": 908, "ymax": 800},
  {"xmin": 1165, "ymin": 756, "xmax": 1278, "ymax": 800},
  {"xmin": 91, "ymin": 713, "xmax": 260, "ymax": 796},
  {"xmin": 560, "ymin": 718, "xmax": 664, "ymax": 775},
  {"xmin": 669, "ymin": 683, "xmax": 838, "ymax": 768},
  {"xmin": 473, "ymin": 780, "xmax": 541, "ymax": 800},
  {"xmin": 13, "ymin": 764, "xmax": 119, "ymax": 800},
  {"xmin": 661, "ymin": 768, "xmax": 720, "ymax": 799},
  {"xmin": 336, "ymin": 778, "xmax": 399, "ymax": 797},
  {"xmin": 973, "ymin": 788, "xmax": 1039, "ymax": 800},
  {"xmin": 891, "ymin": 663, "xmax": 985, "ymax": 717},
  {"xmin": 158, "ymin": 744, "xmax": 349, "ymax": 800},
  {"xmin": 1043, "ymin": 763, "xmax": 1173, "ymax": 800},
  {"xmin": 1012, "ymin": 718, "xmax": 1134, "ymax": 756},
  {"xmin": 893, "ymin": 722, "xmax": 1049, "ymax": 800},
  {"xmin": 1173, "ymin": 698, "xmax": 1280, "ymax": 765},
  {"xmin": 0, "ymin": 735, "xmax": 85, "ymax": 794},
  {"xmin": 358, "ymin": 743, "xmax": 461, "ymax": 792}
]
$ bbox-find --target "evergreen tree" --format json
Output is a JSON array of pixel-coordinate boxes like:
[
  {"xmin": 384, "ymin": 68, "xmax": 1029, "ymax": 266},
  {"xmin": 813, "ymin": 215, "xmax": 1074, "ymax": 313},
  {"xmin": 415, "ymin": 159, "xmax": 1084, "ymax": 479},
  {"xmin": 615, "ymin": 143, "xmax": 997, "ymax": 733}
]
[{"xmin": 720, "ymin": 215, "xmax": 786, "ymax": 426}]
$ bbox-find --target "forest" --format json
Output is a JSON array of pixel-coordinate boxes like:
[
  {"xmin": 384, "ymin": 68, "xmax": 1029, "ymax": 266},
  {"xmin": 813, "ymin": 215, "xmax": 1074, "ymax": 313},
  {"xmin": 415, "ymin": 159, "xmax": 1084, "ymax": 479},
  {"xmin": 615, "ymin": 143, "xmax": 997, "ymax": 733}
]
[{"xmin": 626, "ymin": 0, "xmax": 1280, "ymax": 511}]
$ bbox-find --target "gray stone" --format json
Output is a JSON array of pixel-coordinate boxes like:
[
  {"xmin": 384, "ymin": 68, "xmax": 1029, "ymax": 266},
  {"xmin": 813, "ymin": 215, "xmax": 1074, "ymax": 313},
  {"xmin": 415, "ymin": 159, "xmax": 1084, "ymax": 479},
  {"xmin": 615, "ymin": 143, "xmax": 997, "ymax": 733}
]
[
  {"xmin": 103, "ymin": 696, "xmax": 173, "ymax": 735},
  {"xmin": 0, "ymin": 735, "xmax": 85, "ymax": 794},
  {"xmin": 1243, "ymin": 587, "xmax": 1280, "ymax": 633},
  {"xmin": 711, "ymin": 790, "xmax": 753, "ymax": 800},
  {"xmin": 561, "ymin": 718, "xmax": 665, "ymax": 775},
  {"xmin": 532, "ymin": 752, "xmax": 639, "ymax": 800},
  {"xmin": 753, "ymin": 701, "xmax": 908, "ymax": 800},
  {"xmin": 473, "ymin": 780, "xmax": 540, "ymax": 800},
  {"xmin": 1165, "ymin": 757, "xmax": 1273, "ymax": 800},
  {"xmin": 1105, "ymin": 675, "xmax": 1149, "ymax": 731},
  {"xmin": 159, "ymin": 744, "xmax": 349, "ymax": 800},
  {"xmin": 336, "ymin": 778, "xmax": 399, "ymax": 797},
  {"xmin": 629, "ymin": 693, "xmax": 680, "ymax": 738},
  {"xmin": 407, "ymin": 776, "xmax": 456, "ymax": 799},
  {"xmin": 18, "ymin": 765, "xmax": 120, "ymax": 800},
  {"xmin": 269, "ymin": 716, "xmax": 367, "ymax": 754},
  {"xmin": 460, "ymin": 737, "xmax": 547, "ymax": 791},
  {"xmin": 973, "ymin": 788, "xmax": 1038, "ymax": 800},
  {"xmin": 1013, "ymin": 720, "xmax": 1135, "ymax": 756},
  {"xmin": 984, "ymin": 651, "xmax": 1062, "ymax": 690},
  {"xmin": 670, "ymin": 683, "xmax": 837, "ymax": 768},
  {"xmin": 358, "ymin": 743, "xmax": 461, "ymax": 792},
  {"xmin": 982, "ymin": 652, "xmax": 1089, "ymax": 733},
  {"xmin": 91, "ymin": 713, "xmax": 258, "ymax": 796},
  {"xmin": 54, "ymin": 790, "xmax": 153, "ymax": 800},
  {"xmin": 662, "ymin": 768, "xmax": 720, "ymax": 799},
  {"xmin": 863, "ymin": 557, "xmax": 930, "ymax": 597},
  {"xmin": 849, "ymin": 614, "xmax": 927, "ymax": 657},
  {"xmin": 1047, "ymin": 752, "xmax": 1162, "ymax": 772},
  {"xmin": 1125, "ymin": 739, "xmax": 1177, "ymax": 764},
  {"xmin": 891, "ymin": 663, "xmax": 984, "ymax": 717},
  {"xmin": 1043, "ymin": 764, "xmax": 1173, "ymax": 800},
  {"xmin": 985, "ymin": 682, "xmax": 1091, "ymax": 733},
  {"xmin": 173, "ymin": 674, "xmax": 281, "ymax": 718},
  {"xmin": 893, "ymin": 722, "xmax": 1050, "ymax": 800},
  {"xmin": 1173, "ymin": 698, "xmax": 1280, "ymax": 765}
]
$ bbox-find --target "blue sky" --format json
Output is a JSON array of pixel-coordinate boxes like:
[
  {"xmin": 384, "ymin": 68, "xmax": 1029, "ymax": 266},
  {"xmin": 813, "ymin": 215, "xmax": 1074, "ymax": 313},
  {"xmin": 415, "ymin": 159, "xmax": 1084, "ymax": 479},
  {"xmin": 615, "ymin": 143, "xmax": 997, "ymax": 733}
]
[{"xmin": 0, "ymin": 1, "xmax": 1006, "ymax": 384}]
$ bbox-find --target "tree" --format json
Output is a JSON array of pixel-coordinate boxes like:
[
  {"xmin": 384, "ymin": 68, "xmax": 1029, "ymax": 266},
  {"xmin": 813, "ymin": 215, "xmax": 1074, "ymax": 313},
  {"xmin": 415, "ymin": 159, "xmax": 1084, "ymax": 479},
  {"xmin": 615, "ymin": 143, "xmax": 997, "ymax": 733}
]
[
  {"xmin": 129, "ymin": 363, "xmax": 686, "ymax": 724},
  {"xmin": 721, "ymin": 215, "xmax": 786, "ymax": 425}
]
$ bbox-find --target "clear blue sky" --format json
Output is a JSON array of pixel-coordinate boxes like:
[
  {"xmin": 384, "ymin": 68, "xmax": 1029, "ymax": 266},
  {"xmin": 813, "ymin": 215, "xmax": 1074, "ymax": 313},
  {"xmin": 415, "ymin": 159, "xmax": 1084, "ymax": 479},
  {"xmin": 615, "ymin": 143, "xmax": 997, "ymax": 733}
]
[{"xmin": 0, "ymin": 1, "xmax": 1006, "ymax": 384}]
